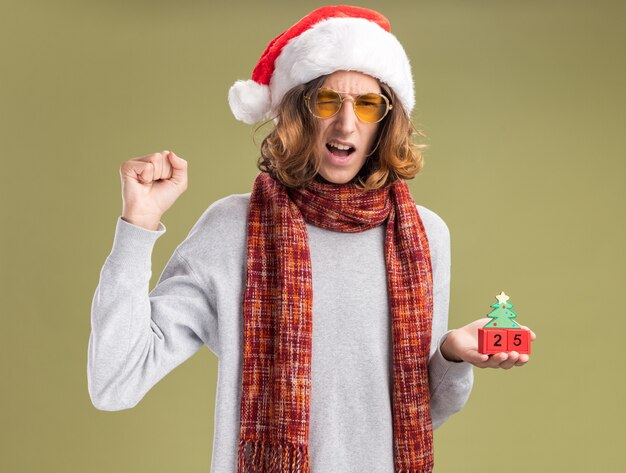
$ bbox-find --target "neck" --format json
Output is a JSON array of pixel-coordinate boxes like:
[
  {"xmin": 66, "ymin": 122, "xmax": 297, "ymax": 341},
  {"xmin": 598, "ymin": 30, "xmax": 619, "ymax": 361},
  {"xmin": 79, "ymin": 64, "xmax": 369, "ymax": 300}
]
[{"xmin": 313, "ymin": 173, "xmax": 360, "ymax": 187}]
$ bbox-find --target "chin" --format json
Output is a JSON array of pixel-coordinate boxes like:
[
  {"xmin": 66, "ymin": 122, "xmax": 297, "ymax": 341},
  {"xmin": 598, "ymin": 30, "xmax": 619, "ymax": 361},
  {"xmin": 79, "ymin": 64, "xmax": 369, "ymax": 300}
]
[{"xmin": 317, "ymin": 170, "xmax": 358, "ymax": 185}]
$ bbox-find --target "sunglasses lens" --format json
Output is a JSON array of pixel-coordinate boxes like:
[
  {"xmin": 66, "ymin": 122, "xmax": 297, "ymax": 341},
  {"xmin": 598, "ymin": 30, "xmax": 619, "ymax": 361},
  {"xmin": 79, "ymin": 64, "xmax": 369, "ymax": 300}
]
[
  {"xmin": 311, "ymin": 89, "xmax": 341, "ymax": 118},
  {"xmin": 355, "ymin": 93, "xmax": 388, "ymax": 123}
]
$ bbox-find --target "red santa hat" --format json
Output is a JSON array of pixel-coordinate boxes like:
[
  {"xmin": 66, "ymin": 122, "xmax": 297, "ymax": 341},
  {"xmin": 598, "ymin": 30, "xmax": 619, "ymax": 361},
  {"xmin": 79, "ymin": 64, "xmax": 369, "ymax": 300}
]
[{"xmin": 228, "ymin": 5, "xmax": 415, "ymax": 124}]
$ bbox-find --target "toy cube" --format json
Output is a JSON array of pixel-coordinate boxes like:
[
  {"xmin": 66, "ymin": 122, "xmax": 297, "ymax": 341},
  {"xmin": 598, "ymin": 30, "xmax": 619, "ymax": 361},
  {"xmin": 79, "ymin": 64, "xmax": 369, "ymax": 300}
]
[
  {"xmin": 507, "ymin": 329, "xmax": 531, "ymax": 354},
  {"xmin": 478, "ymin": 328, "xmax": 508, "ymax": 354}
]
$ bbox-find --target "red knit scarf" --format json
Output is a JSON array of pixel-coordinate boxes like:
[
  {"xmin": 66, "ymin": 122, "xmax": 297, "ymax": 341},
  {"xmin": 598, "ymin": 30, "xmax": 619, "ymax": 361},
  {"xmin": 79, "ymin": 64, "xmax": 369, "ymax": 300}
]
[{"xmin": 239, "ymin": 171, "xmax": 434, "ymax": 472}]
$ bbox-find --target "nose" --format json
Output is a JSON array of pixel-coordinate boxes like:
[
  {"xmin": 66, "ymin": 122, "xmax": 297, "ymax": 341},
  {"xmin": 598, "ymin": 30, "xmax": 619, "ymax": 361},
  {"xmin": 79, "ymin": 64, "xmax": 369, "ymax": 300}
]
[{"xmin": 333, "ymin": 97, "xmax": 357, "ymax": 135}]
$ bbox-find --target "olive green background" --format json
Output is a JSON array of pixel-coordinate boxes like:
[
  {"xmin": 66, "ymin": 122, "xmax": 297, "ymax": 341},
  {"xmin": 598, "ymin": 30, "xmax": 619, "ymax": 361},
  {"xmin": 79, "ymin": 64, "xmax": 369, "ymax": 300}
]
[{"xmin": 1, "ymin": 0, "xmax": 624, "ymax": 472}]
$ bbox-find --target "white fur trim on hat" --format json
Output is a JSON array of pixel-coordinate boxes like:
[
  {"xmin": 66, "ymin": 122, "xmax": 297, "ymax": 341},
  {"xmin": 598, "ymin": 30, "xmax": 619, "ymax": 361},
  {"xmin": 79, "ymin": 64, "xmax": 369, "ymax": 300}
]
[{"xmin": 228, "ymin": 79, "xmax": 271, "ymax": 125}]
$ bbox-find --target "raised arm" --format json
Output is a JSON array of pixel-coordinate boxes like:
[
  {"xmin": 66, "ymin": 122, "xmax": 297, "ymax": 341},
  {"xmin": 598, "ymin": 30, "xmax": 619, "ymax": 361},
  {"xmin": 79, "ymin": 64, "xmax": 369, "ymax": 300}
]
[{"xmin": 88, "ymin": 150, "xmax": 219, "ymax": 411}]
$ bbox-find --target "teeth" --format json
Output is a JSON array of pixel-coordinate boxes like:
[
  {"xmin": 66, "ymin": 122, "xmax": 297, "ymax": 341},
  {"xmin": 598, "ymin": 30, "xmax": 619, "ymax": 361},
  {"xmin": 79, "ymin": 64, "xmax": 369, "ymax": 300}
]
[{"xmin": 328, "ymin": 141, "xmax": 352, "ymax": 151}]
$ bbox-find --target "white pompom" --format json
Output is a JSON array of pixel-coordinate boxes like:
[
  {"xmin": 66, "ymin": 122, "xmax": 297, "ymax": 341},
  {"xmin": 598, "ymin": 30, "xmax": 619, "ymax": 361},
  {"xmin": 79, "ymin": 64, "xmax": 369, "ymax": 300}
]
[{"xmin": 227, "ymin": 80, "xmax": 271, "ymax": 124}]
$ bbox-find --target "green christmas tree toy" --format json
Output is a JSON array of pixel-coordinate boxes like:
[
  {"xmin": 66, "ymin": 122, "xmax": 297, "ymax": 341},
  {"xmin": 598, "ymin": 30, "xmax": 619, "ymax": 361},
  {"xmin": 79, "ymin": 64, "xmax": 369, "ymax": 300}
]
[{"xmin": 478, "ymin": 291, "xmax": 531, "ymax": 354}]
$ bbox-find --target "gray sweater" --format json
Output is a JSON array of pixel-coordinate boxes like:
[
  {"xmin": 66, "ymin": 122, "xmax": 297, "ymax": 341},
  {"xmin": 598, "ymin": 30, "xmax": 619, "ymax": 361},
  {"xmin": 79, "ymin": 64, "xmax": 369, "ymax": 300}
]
[{"xmin": 87, "ymin": 192, "xmax": 473, "ymax": 473}]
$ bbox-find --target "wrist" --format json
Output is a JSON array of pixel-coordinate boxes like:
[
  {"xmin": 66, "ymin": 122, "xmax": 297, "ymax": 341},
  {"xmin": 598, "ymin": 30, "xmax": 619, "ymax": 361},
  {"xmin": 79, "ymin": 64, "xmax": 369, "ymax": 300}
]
[{"xmin": 440, "ymin": 331, "xmax": 463, "ymax": 363}]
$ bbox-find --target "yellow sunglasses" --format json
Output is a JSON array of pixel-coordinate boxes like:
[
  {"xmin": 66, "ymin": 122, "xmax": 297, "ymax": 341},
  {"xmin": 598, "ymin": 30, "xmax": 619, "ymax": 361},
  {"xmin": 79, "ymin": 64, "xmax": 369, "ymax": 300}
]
[{"xmin": 304, "ymin": 87, "xmax": 393, "ymax": 124}]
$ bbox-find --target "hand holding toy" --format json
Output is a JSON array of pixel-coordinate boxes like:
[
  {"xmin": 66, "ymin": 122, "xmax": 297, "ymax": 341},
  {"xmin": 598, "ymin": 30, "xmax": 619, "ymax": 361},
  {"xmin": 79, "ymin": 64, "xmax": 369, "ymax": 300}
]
[{"xmin": 440, "ymin": 291, "xmax": 536, "ymax": 369}]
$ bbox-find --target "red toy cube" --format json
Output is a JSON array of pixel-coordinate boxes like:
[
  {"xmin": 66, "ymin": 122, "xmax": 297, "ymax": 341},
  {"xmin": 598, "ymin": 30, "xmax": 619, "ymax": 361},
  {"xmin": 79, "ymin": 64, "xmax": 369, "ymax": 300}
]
[
  {"xmin": 478, "ymin": 328, "xmax": 508, "ymax": 354},
  {"xmin": 507, "ymin": 329, "xmax": 531, "ymax": 354}
]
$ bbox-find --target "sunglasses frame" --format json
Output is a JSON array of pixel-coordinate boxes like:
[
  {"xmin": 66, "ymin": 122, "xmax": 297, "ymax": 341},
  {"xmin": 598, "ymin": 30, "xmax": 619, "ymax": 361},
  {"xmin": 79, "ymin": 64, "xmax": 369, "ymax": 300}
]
[{"xmin": 304, "ymin": 87, "xmax": 393, "ymax": 124}]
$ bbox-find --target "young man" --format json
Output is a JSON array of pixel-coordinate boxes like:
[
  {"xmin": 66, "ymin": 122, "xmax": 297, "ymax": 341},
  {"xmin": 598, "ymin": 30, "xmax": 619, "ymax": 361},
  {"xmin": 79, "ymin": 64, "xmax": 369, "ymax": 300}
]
[{"xmin": 88, "ymin": 5, "xmax": 535, "ymax": 472}]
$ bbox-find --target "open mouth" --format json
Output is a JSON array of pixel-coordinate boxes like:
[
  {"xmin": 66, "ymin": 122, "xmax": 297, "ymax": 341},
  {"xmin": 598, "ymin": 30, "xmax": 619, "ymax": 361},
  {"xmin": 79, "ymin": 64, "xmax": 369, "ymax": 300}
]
[{"xmin": 326, "ymin": 141, "xmax": 355, "ymax": 158}]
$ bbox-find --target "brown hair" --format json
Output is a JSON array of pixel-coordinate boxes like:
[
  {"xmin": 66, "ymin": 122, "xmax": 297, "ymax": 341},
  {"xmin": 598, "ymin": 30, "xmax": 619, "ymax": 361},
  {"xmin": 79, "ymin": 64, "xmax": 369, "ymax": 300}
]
[{"xmin": 255, "ymin": 74, "xmax": 428, "ymax": 190}]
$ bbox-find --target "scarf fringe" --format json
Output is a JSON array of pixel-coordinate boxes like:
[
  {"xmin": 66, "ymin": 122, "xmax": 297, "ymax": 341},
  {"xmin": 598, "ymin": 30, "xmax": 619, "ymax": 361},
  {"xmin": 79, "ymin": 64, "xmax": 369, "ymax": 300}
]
[{"xmin": 238, "ymin": 437, "xmax": 310, "ymax": 473}]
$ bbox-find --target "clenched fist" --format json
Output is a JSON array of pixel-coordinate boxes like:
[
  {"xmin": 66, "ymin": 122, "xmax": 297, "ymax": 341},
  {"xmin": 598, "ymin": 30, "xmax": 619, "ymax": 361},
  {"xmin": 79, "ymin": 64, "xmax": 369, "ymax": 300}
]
[{"xmin": 119, "ymin": 150, "xmax": 188, "ymax": 230}]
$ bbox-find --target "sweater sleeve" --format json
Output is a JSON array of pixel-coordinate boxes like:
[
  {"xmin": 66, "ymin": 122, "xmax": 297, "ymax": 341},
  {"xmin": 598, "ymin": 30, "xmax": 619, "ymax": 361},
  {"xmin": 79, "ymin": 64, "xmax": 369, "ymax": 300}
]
[
  {"xmin": 422, "ymin": 208, "xmax": 474, "ymax": 430},
  {"xmin": 87, "ymin": 216, "xmax": 219, "ymax": 411}
]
